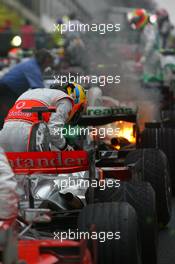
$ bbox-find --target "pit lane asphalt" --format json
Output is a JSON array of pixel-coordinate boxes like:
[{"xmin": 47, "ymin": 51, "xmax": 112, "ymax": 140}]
[{"xmin": 158, "ymin": 198, "xmax": 175, "ymax": 264}]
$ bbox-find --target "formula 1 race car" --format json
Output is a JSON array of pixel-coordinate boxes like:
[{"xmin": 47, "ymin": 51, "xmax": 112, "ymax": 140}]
[
  {"xmin": 141, "ymin": 49, "xmax": 175, "ymax": 193},
  {"xmin": 2, "ymin": 104, "xmax": 171, "ymax": 264},
  {"xmin": 79, "ymin": 105, "xmax": 172, "ymax": 229},
  {"xmin": 3, "ymin": 149, "xmax": 140, "ymax": 264},
  {"xmin": 0, "ymin": 104, "xmax": 160, "ymax": 264},
  {"xmin": 0, "ymin": 106, "xmax": 139, "ymax": 264}
]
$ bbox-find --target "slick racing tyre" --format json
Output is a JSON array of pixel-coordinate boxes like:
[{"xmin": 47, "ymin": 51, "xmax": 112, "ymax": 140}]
[
  {"xmin": 140, "ymin": 127, "xmax": 175, "ymax": 194},
  {"xmin": 86, "ymin": 182, "xmax": 157, "ymax": 264},
  {"xmin": 125, "ymin": 148, "xmax": 172, "ymax": 227},
  {"xmin": 78, "ymin": 202, "xmax": 141, "ymax": 264}
]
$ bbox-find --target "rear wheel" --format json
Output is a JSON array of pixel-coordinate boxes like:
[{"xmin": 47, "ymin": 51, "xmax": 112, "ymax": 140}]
[
  {"xmin": 78, "ymin": 202, "xmax": 141, "ymax": 264},
  {"xmin": 125, "ymin": 148, "xmax": 172, "ymax": 226},
  {"xmin": 86, "ymin": 182, "xmax": 157, "ymax": 264},
  {"xmin": 140, "ymin": 126, "xmax": 175, "ymax": 193}
]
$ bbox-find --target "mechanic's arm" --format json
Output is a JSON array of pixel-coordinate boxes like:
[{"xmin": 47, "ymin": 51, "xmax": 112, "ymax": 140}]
[
  {"xmin": 0, "ymin": 147, "xmax": 18, "ymax": 219},
  {"xmin": 48, "ymin": 98, "xmax": 73, "ymax": 150}
]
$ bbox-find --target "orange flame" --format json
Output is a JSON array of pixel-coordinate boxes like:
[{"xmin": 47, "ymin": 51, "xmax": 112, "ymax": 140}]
[{"xmin": 116, "ymin": 121, "xmax": 136, "ymax": 143}]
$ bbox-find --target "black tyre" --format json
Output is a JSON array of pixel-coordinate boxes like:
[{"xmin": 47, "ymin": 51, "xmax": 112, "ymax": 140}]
[
  {"xmin": 78, "ymin": 202, "xmax": 141, "ymax": 264},
  {"xmin": 140, "ymin": 127, "xmax": 175, "ymax": 193},
  {"xmin": 86, "ymin": 182, "xmax": 157, "ymax": 264},
  {"xmin": 125, "ymin": 148, "xmax": 172, "ymax": 226}
]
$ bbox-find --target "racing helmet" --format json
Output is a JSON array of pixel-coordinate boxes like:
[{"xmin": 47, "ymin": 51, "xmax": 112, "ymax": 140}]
[
  {"xmin": 128, "ymin": 9, "xmax": 149, "ymax": 30},
  {"xmin": 65, "ymin": 82, "xmax": 87, "ymax": 124},
  {"xmin": 50, "ymin": 82, "xmax": 87, "ymax": 124}
]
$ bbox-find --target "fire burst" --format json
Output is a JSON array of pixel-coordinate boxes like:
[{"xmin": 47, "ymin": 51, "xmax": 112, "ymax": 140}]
[{"xmin": 116, "ymin": 121, "xmax": 136, "ymax": 143}]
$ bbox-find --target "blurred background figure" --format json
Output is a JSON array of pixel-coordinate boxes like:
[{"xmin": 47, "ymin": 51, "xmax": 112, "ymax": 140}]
[
  {"xmin": 20, "ymin": 19, "xmax": 36, "ymax": 50},
  {"xmin": 128, "ymin": 9, "xmax": 158, "ymax": 58},
  {"xmin": 156, "ymin": 8, "xmax": 172, "ymax": 49},
  {"xmin": 35, "ymin": 28, "xmax": 48, "ymax": 49},
  {"xmin": 53, "ymin": 18, "xmax": 64, "ymax": 48},
  {"xmin": 128, "ymin": 8, "xmax": 161, "ymax": 76},
  {"xmin": 88, "ymin": 86, "xmax": 103, "ymax": 106},
  {"xmin": 0, "ymin": 20, "xmax": 13, "ymax": 57},
  {"xmin": 0, "ymin": 49, "xmax": 53, "ymax": 129},
  {"xmin": 64, "ymin": 12, "xmax": 83, "ymax": 39}
]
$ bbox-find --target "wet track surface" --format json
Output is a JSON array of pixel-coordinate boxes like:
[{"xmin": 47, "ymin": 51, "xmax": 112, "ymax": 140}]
[{"xmin": 159, "ymin": 198, "xmax": 175, "ymax": 264}]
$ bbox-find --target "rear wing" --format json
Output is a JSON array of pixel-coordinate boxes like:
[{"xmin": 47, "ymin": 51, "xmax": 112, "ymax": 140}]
[
  {"xmin": 79, "ymin": 106, "xmax": 137, "ymax": 126},
  {"xmin": 6, "ymin": 151, "xmax": 90, "ymax": 175}
]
